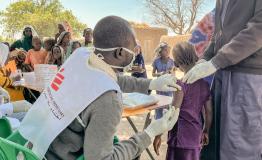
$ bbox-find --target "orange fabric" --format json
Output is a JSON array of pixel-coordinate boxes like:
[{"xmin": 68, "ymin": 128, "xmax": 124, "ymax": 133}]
[
  {"xmin": 25, "ymin": 49, "xmax": 48, "ymax": 68},
  {"xmin": 3, "ymin": 60, "xmax": 17, "ymax": 73},
  {"xmin": 0, "ymin": 68, "xmax": 24, "ymax": 101},
  {"xmin": 5, "ymin": 87, "xmax": 24, "ymax": 101},
  {"xmin": 0, "ymin": 69, "xmax": 12, "ymax": 88}
]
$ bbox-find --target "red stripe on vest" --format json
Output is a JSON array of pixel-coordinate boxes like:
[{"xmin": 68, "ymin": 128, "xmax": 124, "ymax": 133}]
[
  {"xmin": 56, "ymin": 73, "xmax": 64, "ymax": 80},
  {"xmin": 51, "ymin": 83, "xmax": 59, "ymax": 91},
  {"xmin": 53, "ymin": 77, "xmax": 62, "ymax": 85}
]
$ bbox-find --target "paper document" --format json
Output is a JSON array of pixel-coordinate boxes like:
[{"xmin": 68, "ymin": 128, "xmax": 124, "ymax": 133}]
[{"xmin": 123, "ymin": 92, "xmax": 159, "ymax": 110}]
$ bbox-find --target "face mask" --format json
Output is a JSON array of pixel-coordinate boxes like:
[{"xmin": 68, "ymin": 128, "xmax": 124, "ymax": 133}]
[{"xmin": 95, "ymin": 47, "xmax": 136, "ymax": 72}]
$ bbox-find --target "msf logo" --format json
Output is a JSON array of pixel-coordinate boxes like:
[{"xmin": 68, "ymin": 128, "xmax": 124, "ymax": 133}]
[{"xmin": 51, "ymin": 68, "xmax": 65, "ymax": 91}]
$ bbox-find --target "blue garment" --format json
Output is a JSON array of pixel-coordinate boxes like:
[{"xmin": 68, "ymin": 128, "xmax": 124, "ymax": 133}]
[
  {"xmin": 152, "ymin": 57, "xmax": 174, "ymax": 119},
  {"xmin": 203, "ymin": 75, "xmax": 214, "ymax": 86},
  {"xmin": 131, "ymin": 53, "xmax": 147, "ymax": 78}
]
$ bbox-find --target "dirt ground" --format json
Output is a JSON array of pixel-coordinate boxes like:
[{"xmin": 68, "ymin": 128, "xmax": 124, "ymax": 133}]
[{"xmin": 117, "ymin": 64, "xmax": 184, "ymax": 160}]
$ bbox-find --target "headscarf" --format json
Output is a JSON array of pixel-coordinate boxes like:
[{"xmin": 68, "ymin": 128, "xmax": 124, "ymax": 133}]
[
  {"xmin": 55, "ymin": 45, "xmax": 65, "ymax": 63},
  {"xmin": 10, "ymin": 25, "xmax": 38, "ymax": 52},
  {"xmin": 58, "ymin": 23, "xmax": 67, "ymax": 32},
  {"xmin": 189, "ymin": 9, "xmax": 215, "ymax": 57},
  {"xmin": 58, "ymin": 22, "xmax": 72, "ymax": 33},
  {"xmin": 56, "ymin": 31, "xmax": 70, "ymax": 46},
  {"xmin": 154, "ymin": 42, "xmax": 169, "ymax": 58},
  {"xmin": 47, "ymin": 45, "xmax": 65, "ymax": 67},
  {"xmin": 0, "ymin": 43, "xmax": 9, "ymax": 67},
  {"xmin": 57, "ymin": 31, "xmax": 71, "ymax": 61},
  {"xmin": 21, "ymin": 25, "xmax": 38, "ymax": 39}
]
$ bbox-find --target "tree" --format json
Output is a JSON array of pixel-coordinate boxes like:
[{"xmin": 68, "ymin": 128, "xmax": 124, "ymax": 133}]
[
  {"xmin": 0, "ymin": 0, "xmax": 87, "ymax": 40},
  {"xmin": 144, "ymin": 0, "xmax": 203, "ymax": 35},
  {"xmin": 0, "ymin": 36, "xmax": 15, "ymax": 44}
]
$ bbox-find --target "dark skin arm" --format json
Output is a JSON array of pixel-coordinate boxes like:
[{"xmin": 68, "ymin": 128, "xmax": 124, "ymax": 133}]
[
  {"xmin": 153, "ymin": 90, "xmax": 184, "ymax": 155},
  {"xmin": 201, "ymin": 97, "xmax": 213, "ymax": 146}
]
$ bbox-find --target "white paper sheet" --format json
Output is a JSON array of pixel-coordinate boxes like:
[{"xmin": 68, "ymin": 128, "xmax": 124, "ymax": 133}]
[
  {"xmin": 123, "ymin": 92, "xmax": 159, "ymax": 109},
  {"xmin": 34, "ymin": 64, "xmax": 58, "ymax": 87}
]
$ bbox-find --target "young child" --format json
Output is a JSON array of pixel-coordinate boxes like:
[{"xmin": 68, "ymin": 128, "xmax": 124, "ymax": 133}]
[
  {"xmin": 71, "ymin": 41, "xmax": 81, "ymax": 54},
  {"xmin": 25, "ymin": 36, "xmax": 48, "ymax": 69},
  {"xmin": 45, "ymin": 45, "xmax": 65, "ymax": 67},
  {"xmin": 153, "ymin": 42, "xmax": 213, "ymax": 160},
  {"xmin": 152, "ymin": 42, "xmax": 174, "ymax": 119},
  {"xmin": 131, "ymin": 45, "xmax": 147, "ymax": 78},
  {"xmin": 44, "ymin": 38, "xmax": 56, "ymax": 54}
]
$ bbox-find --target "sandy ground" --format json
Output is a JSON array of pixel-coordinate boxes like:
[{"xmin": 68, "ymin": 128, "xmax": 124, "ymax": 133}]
[{"xmin": 116, "ymin": 65, "xmax": 184, "ymax": 160}]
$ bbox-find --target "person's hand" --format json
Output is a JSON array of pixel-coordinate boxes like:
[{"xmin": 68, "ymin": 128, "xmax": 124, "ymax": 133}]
[
  {"xmin": 131, "ymin": 66, "xmax": 144, "ymax": 73},
  {"xmin": 182, "ymin": 61, "xmax": 217, "ymax": 84},
  {"xmin": 0, "ymin": 103, "xmax": 13, "ymax": 116},
  {"xmin": 153, "ymin": 135, "xmax": 162, "ymax": 155},
  {"xmin": 12, "ymin": 100, "xmax": 32, "ymax": 113},
  {"xmin": 201, "ymin": 132, "xmax": 209, "ymax": 147},
  {"xmin": 144, "ymin": 107, "xmax": 180, "ymax": 139},
  {"xmin": 149, "ymin": 74, "xmax": 181, "ymax": 92}
]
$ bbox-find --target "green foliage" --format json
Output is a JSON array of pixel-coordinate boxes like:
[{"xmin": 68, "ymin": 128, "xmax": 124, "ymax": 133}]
[
  {"xmin": 0, "ymin": 0, "xmax": 87, "ymax": 39},
  {"xmin": 0, "ymin": 36, "xmax": 15, "ymax": 44}
]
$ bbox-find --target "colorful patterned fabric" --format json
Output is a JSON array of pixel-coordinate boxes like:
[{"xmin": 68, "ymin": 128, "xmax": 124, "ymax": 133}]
[{"xmin": 189, "ymin": 10, "xmax": 215, "ymax": 57}]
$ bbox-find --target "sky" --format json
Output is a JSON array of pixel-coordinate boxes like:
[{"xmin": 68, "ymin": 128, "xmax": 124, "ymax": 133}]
[{"xmin": 0, "ymin": 0, "xmax": 215, "ymax": 32}]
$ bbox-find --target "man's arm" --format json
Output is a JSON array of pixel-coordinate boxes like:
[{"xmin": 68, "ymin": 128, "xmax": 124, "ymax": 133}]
[
  {"xmin": 117, "ymin": 75, "xmax": 151, "ymax": 94},
  {"xmin": 83, "ymin": 91, "xmax": 151, "ymax": 160},
  {"xmin": 212, "ymin": 1, "xmax": 262, "ymax": 68}
]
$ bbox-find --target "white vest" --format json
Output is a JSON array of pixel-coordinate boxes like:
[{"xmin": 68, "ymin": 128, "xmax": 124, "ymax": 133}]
[{"xmin": 19, "ymin": 48, "xmax": 121, "ymax": 159}]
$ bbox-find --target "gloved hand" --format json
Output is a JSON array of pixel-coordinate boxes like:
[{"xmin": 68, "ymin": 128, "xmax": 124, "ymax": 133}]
[
  {"xmin": 144, "ymin": 107, "xmax": 180, "ymax": 139},
  {"xmin": 0, "ymin": 103, "xmax": 13, "ymax": 116},
  {"xmin": 149, "ymin": 74, "xmax": 181, "ymax": 92},
  {"xmin": 12, "ymin": 100, "xmax": 32, "ymax": 113},
  {"xmin": 182, "ymin": 60, "xmax": 217, "ymax": 84}
]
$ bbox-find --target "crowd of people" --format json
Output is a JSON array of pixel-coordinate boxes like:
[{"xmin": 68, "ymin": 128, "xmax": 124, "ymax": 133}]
[
  {"xmin": 0, "ymin": 0, "xmax": 261, "ymax": 159},
  {"xmin": 0, "ymin": 24, "xmax": 94, "ymax": 102}
]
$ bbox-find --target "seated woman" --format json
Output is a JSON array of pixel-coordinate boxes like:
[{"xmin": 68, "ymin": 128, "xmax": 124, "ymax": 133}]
[
  {"xmin": 9, "ymin": 49, "xmax": 33, "ymax": 72},
  {"xmin": 0, "ymin": 43, "xmax": 23, "ymax": 101},
  {"xmin": 55, "ymin": 23, "xmax": 66, "ymax": 42},
  {"xmin": 10, "ymin": 25, "xmax": 38, "ymax": 52},
  {"xmin": 57, "ymin": 31, "xmax": 71, "ymax": 61},
  {"xmin": 45, "ymin": 45, "xmax": 65, "ymax": 67}
]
